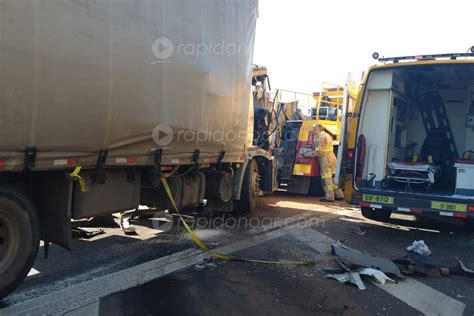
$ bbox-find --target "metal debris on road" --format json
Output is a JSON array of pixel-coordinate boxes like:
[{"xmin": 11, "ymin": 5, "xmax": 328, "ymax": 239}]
[
  {"xmin": 394, "ymin": 254, "xmax": 448, "ymax": 277},
  {"xmin": 194, "ymin": 261, "xmax": 218, "ymax": 271},
  {"xmin": 407, "ymin": 240, "xmax": 431, "ymax": 256},
  {"xmin": 394, "ymin": 254, "xmax": 474, "ymax": 278},
  {"xmin": 331, "ymin": 241, "xmax": 404, "ymax": 278},
  {"xmin": 352, "ymin": 227, "xmax": 366, "ymax": 236},
  {"xmin": 72, "ymin": 227, "xmax": 105, "ymax": 239},
  {"xmin": 326, "ymin": 272, "xmax": 367, "ymax": 290},
  {"xmin": 120, "ymin": 210, "xmax": 138, "ymax": 235},
  {"xmin": 458, "ymin": 259, "xmax": 474, "ymax": 275}
]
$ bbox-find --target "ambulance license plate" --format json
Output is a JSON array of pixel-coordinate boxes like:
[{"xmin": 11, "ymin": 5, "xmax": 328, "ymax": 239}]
[{"xmin": 363, "ymin": 195, "xmax": 394, "ymax": 204}]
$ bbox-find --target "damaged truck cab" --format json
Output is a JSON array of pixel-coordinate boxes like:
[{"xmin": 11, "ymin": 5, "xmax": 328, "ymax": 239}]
[{"xmin": 341, "ymin": 50, "xmax": 474, "ymax": 222}]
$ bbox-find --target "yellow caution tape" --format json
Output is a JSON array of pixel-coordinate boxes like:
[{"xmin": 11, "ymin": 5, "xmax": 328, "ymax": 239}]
[
  {"xmin": 160, "ymin": 175, "xmax": 313, "ymax": 266},
  {"xmin": 70, "ymin": 166, "xmax": 89, "ymax": 193}
]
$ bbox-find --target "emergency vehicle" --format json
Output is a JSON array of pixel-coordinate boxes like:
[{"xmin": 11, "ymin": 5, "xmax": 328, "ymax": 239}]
[
  {"xmin": 277, "ymin": 81, "xmax": 358, "ymax": 195},
  {"xmin": 339, "ymin": 49, "xmax": 474, "ymax": 222}
]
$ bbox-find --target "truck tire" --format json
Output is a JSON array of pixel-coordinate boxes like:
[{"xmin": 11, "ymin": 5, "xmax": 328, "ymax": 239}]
[
  {"xmin": 0, "ymin": 187, "xmax": 40, "ymax": 300},
  {"xmin": 237, "ymin": 160, "xmax": 259, "ymax": 214}
]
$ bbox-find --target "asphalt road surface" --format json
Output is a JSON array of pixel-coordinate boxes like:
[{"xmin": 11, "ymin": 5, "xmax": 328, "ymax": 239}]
[{"xmin": 1, "ymin": 192, "xmax": 474, "ymax": 315}]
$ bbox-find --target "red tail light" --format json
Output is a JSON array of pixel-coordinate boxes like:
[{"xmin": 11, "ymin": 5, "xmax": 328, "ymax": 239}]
[
  {"xmin": 342, "ymin": 148, "xmax": 355, "ymax": 174},
  {"xmin": 347, "ymin": 149, "xmax": 354, "ymax": 159}
]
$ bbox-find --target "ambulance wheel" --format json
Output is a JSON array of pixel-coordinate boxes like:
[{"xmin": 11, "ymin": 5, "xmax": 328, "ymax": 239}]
[
  {"xmin": 361, "ymin": 207, "xmax": 392, "ymax": 221},
  {"xmin": 237, "ymin": 160, "xmax": 259, "ymax": 214},
  {"xmin": 0, "ymin": 187, "xmax": 40, "ymax": 300},
  {"xmin": 361, "ymin": 207, "xmax": 377, "ymax": 220},
  {"xmin": 375, "ymin": 209, "xmax": 392, "ymax": 221},
  {"xmin": 465, "ymin": 218, "xmax": 474, "ymax": 230}
]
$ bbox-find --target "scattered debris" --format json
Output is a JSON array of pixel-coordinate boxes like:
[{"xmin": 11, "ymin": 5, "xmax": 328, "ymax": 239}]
[
  {"xmin": 71, "ymin": 216, "xmax": 118, "ymax": 228},
  {"xmin": 352, "ymin": 227, "xmax": 366, "ymax": 236},
  {"xmin": 458, "ymin": 259, "xmax": 474, "ymax": 275},
  {"xmin": 407, "ymin": 240, "xmax": 431, "ymax": 256},
  {"xmin": 331, "ymin": 241, "xmax": 404, "ymax": 278},
  {"xmin": 193, "ymin": 263, "xmax": 206, "ymax": 271},
  {"xmin": 326, "ymin": 272, "xmax": 366, "ymax": 290},
  {"xmin": 120, "ymin": 210, "xmax": 138, "ymax": 235},
  {"xmin": 359, "ymin": 268, "xmax": 396, "ymax": 285},
  {"xmin": 205, "ymin": 262, "xmax": 218, "ymax": 269},
  {"xmin": 326, "ymin": 241, "xmax": 404, "ymax": 290},
  {"xmin": 394, "ymin": 253, "xmax": 474, "ymax": 278},
  {"xmin": 326, "ymin": 240, "xmax": 474, "ymax": 293},
  {"xmin": 193, "ymin": 261, "xmax": 218, "ymax": 271},
  {"xmin": 72, "ymin": 227, "xmax": 105, "ymax": 239},
  {"xmin": 395, "ymin": 254, "xmax": 447, "ymax": 277}
]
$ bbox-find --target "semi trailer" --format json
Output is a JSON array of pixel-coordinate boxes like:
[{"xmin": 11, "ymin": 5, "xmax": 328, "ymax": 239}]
[{"xmin": 0, "ymin": 0, "xmax": 277, "ymax": 299}]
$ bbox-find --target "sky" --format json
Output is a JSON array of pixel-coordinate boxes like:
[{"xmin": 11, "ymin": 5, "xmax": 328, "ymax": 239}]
[{"xmin": 254, "ymin": 0, "xmax": 473, "ymax": 95}]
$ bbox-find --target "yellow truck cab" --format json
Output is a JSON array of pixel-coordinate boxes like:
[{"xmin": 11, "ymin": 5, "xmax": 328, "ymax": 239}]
[{"xmin": 341, "ymin": 49, "xmax": 474, "ymax": 222}]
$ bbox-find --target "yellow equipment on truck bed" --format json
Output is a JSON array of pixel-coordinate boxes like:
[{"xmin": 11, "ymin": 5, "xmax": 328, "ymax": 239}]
[{"xmin": 275, "ymin": 81, "xmax": 358, "ymax": 196}]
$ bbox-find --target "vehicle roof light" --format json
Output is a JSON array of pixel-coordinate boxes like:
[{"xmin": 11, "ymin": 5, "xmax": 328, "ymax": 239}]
[{"xmin": 373, "ymin": 52, "xmax": 474, "ymax": 63}]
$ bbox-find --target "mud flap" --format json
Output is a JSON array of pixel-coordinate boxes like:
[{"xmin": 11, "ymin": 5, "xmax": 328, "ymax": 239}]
[{"xmin": 31, "ymin": 172, "xmax": 73, "ymax": 250}]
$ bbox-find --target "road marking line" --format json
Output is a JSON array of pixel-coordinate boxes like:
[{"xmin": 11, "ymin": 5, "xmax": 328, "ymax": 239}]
[
  {"xmin": 375, "ymin": 278, "xmax": 466, "ymax": 316},
  {"xmin": 247, "ymin": 210, "xmax": 333, "ymax": 234},
  {"xmin": 289, "ymin": 228, "xmax": 334, "ymax": 255},
  {"xmin": 3, "ymin": 224, "xmax": 299, "ymax": 315},
  {"xmin": 289, "ymin": 227, "xmax": 466, "ymax": 316},
  {"xmin": 64, "ymin": 301, "xmax": 100, "ymax": 316},
  {"xmin": 10, "ymin": 210, "xmax": 328, "ymax": 305}
]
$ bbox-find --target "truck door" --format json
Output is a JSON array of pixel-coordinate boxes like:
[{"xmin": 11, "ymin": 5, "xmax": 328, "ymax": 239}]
[{"xmin": 335, "ymin": 73, "xmax": 361, "ymax": 201}]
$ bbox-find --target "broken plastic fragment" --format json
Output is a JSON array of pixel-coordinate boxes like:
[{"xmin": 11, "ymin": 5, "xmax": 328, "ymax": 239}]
[
  {"xmin": 359, "ymin": 268, "xmax": 396, "ymax": 285},
  {"xmin": 326, "ymin": 272, "xmax": 366, "ymax": 290},
  {"xmin": 331, "ymin": 242, "xmax": 404, "ymax": 278},
  {"xmin": 458, "ymin": 259, "xmax": 474, "ymax": 275}
]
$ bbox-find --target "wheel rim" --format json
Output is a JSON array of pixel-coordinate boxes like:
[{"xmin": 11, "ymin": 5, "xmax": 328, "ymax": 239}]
[{"xmin": 0, "ymin": 209, "xmax": 21, "ymax": 275}]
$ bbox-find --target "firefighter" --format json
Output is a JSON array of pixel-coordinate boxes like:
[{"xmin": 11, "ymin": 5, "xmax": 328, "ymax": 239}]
[{"xmin": 305, "ymin": 124, "xmax": 344, "ymax": 202}]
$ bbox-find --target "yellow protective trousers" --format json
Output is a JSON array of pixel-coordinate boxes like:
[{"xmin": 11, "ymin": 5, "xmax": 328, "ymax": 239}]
[{"xmin": 318, "ymin": 152, "xmax": 344, "ymax": 201}]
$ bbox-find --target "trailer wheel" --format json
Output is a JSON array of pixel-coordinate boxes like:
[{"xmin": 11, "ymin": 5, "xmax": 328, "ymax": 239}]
[
  {"xmin": 237, "ymin": 160, "xmax": 259, "ymax": 214},
  {"xmin": 0, "ymin": 187, "xmax": 40, "ymax": 300}
]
